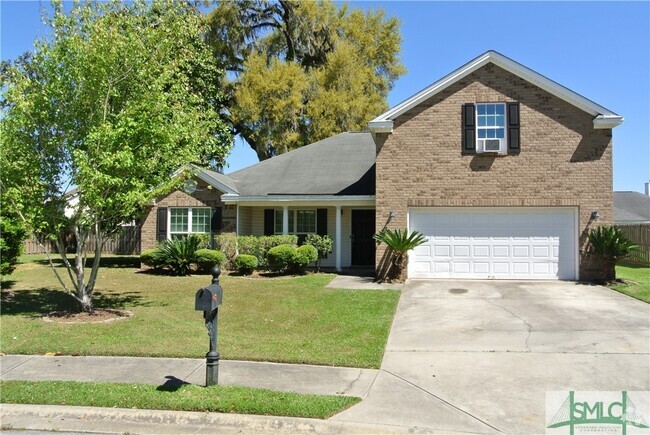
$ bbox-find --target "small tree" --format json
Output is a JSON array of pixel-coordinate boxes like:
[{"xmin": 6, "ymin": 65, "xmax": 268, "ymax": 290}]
[
  {"xmin": 585, "ymin": 226, "xmax": 638, "ymax": 281},
  {"xmin": 305, "ymin": 234, "xmax": 333, "ymax": 272},
  {"xmin": 0, "ymin": 1, "xmax": 232, "ymax": 311},
  {"xmin": 374, "ymin": 228, "xmax": 426, "ymax": 282}
]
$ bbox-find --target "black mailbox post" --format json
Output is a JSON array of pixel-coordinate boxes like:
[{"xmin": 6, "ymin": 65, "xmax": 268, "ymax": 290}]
[{"xmin": 194, "ymin": 267, "xmax": 223, "ymax": 386}]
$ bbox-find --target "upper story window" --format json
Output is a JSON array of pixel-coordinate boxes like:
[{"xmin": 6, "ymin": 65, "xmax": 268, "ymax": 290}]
[
  {"xmin": 462, "ymin": 102, "xmax": 520, "ymax": 155},
  {"xmin": 170, "ymin": 207, "xmax": 211, "ymax": 239},
  {"xmin": 274, "ymin": 209, "xmax": 316, "ymax": 234}
]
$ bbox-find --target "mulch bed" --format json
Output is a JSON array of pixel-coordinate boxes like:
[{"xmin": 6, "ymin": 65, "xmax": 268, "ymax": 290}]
[{"xmin": 42, "ymin": 309, "xmax": 133, "ymax": 324}]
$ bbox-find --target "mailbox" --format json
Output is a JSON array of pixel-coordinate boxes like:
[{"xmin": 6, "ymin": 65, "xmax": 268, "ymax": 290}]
[{"xmin": 195, "ymin": 286, "xmax": 221, "ymax": 312}]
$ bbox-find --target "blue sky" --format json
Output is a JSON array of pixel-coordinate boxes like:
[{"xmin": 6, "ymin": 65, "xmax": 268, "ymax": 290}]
[{"xmin": 2, "ymin": 1, "xmax": 648, "ymax": 193}]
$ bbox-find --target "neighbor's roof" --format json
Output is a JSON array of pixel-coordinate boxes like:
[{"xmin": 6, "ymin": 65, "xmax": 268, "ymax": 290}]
[
  {"xmin": 368, "ymin": 50, "xmax": 623, "ymax": 133},
  {"xmin": 614, "ymin": 191, "xmax": 650, "ymax": 223},
  {"xmin": 220, "ymin": 132, "xmax": 376, "ymax": 197}
]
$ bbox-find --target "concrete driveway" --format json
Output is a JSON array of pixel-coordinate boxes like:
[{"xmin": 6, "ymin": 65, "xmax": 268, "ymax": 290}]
[{"xmin": 333, "ymin": 280, "xmax": 650, "ymax": 433}]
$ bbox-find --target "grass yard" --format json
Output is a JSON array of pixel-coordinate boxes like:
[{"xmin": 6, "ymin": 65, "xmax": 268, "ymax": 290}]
[
  {"xmin": 0, "ymin": 255, "xmax": 399, "ymax": 368},
  {"xmin": 610, "ymin": 265, "xmax": 650, "ymax": 303},
  {"xmin": 0, "ymin": 380, "xmax": 360, "ymax": 419}
]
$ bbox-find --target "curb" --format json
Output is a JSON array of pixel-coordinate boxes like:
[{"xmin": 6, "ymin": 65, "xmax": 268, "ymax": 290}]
[{"xmin": 0, "ymin": 404, "xmax": 427, "ymax": 434}]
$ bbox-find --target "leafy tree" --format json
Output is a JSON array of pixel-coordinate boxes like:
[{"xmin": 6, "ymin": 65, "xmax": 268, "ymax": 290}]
[
  {"xmin": 0, "ymin": 212, "xmax": 27, "ymax": 276},
  {"xmin": 0, "ymin": 0, "xmax": 232, "ymax": 312},
  {"xmin": 585, "ymin": 226, "xmax": 638, "ymax": 281},
  {"xmin": 206, "ymin": 0, "xmax": 405, "ymax": 160},
  {"xmin": 374, "ymin": 228, "xmax": 426, "ymax": 282}
]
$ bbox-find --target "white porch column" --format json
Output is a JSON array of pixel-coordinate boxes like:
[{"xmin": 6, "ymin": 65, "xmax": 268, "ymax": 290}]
[
  {"xmin": 282, "ymin": 206, "xmax": 289, "ymax": 235},
  {"xmin": 335, "ymin": 205, "xmax": 342, "ymax": 272},
  {"xmin": 235, "ymin": 205, "xmax": 240, "ymax": 236}
]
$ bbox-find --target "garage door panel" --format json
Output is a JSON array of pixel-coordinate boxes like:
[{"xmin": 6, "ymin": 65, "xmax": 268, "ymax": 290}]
[{"xmin": 408, "ymin": 207, "xmax": 576, "ymax": 280}]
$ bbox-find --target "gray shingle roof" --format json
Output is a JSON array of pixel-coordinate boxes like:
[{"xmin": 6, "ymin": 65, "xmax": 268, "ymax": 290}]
[
  {"xmin": 224, "ymin": 132, "xmax": 376, "ymax": 196},
  {"xmin": 614, "ymin": 191, "xmax": 650, "ymax": 223}
]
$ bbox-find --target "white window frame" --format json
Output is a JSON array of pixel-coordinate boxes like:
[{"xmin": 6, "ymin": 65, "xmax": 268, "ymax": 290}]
[
  {"xmin": 274, "ymin": 209, "xmax": 317, "ymax": 235},
  {"xmin": 168, "ymin": 207, "xmax": 211, "ymax": 239},
  {"xmin": 476, "ymin": 102, "xmax": 507, "ymax": 154}
]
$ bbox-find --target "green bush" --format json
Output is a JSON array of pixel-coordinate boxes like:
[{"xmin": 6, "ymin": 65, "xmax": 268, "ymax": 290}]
[
  {"xmin": 214, "ymin": 234, "xmax": 238, "ymax": 266},
  {"xmin": 267, "ymin": 244, "xmax": 297, "ymax": 271},
  {"xmin": 585, "ymin": 225, "xmax": 639, "ymax": 281},
  {"xmin": 157, "ymin": 236, "xmax": 200, "ymax": 276},
  {"xmin": 234, "ymin": 254, "xmax": 258, "ymax": 275},
  {"xmin": 304, "ymin": 234, "xmax": 333, "ymax": 272},
  {"xmin": 290, "ymin": 244, "xmax": 318, "ymax": 274},
  {"xmin": 140, "ymin": 248, "xmax": 164, "ymax": 269},
  {"xmin": 195, "ymin": 249, "xmax": 227, "ymax": 272},
  {"xmin": 0, "ymin": 215, "xmax": 26, "ymax": 276},
  {"xmin": 238, "ymin": 235, "xmax": 298, "ymax": 267},
  {"xmin": 194, "ymin": 234, "xmax": 212, "ymax": 250}
]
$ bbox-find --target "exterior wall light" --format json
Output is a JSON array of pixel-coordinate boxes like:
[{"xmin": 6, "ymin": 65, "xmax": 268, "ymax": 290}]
[{"xmin": 591, "ymin": 211, "xmax": 601, "ymax": 221}]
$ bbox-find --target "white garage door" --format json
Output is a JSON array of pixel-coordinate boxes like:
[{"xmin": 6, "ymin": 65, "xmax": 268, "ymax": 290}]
[{"xmin": 408, "ymin": 207, "xmax": 577, "ymax": 280}]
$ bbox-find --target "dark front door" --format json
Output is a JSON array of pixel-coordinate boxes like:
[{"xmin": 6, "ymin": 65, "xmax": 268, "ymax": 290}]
[{"xmin": 351, "ymin": 209, "xmax": 376, "ymax": 266}]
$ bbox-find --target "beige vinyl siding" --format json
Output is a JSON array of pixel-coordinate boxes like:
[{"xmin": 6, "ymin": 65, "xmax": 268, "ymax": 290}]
[{"xmin": 237, "ymin": 206, "xmax": 253, "ymax": 235}]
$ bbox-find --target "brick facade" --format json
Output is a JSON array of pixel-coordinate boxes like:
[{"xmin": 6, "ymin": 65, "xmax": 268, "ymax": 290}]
[
  {"xmin": 140, "ymin": 177, "xmax": 236, "ymax": 251},
  {"xmin": 374, "ymin": 63, "xmax": 613, "ymax": 280}
]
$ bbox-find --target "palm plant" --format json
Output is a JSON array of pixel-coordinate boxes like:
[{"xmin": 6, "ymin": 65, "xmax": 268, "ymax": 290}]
[
  {"xmin": 374, "ymin": 228, "xmax": 427, "ymax": 282},
  {"xmin": 585, "ymin": 226, "xmax": 638, "ymax": 281},
  {"xmin": 157, "ymin": 236, "xmax": 200, "ymax": 276}
]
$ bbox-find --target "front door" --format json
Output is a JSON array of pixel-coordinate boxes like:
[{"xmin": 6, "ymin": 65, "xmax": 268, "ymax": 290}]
[{"xmin": 351, "ymin": 209, "xmax": 376, "ymax": 266}]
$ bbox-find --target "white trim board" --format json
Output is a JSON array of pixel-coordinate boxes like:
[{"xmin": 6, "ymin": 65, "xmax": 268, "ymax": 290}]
[{"xmin": 369, "ymin": 50, "xmax": 623, "ymax": 132}]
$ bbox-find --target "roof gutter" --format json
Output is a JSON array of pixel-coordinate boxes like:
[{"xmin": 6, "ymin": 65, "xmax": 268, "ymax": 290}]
[
  {"xmin": 221, "ymin": 194, "xmax": 376, "ymax": 206},
  {"xmin": 593, "ymin": 115, "xmax": 624, "ymax": 129}
]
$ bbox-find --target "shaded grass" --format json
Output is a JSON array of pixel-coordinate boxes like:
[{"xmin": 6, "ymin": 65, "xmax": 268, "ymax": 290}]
[
  {"xmin": 610, "ymin": 265, "xmax": 650, "ymax": 303},
  {"xmin": 0, "ymin": 380, "xmax": 360, "ymax": 419},
  {"xmin": 1, "ymin": 255, "xmax": 399, "ymax": 368}
]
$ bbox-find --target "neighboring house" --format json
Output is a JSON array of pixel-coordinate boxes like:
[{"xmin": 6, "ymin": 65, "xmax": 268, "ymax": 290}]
[
  {"xmin": 614, "ymin": 191, "xmax": 650, "ymax": 224},
  {"xmin": 141, "ymin": 50, "xmax": 623, "ymax": 281}
]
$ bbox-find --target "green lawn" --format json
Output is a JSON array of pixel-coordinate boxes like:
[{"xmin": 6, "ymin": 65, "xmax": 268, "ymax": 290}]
[
  {"xmin": 0, "ymin": 380, "xmax": 360, "ymax": 419},
  {"xmin": 1, "ymin": 255, "xmax": 399, "ymax": 368},
  {"xmin": 610, "ymin": 265, "xmax": 650, "ymax": 303}
]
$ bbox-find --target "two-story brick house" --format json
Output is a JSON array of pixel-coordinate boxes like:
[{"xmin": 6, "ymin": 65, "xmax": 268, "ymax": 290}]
[{"xmin": 141, "ymin": 51, "xmax": 623, "ymax": 281}]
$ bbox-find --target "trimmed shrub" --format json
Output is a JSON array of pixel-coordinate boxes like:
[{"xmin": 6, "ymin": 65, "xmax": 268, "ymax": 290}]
[
  {"xmin": 238, "ymin": 235, "xmax": 299, "ymax": 267},
  {"xmin": 290, "ymin": 244, "xmax": 318, "ymax": 274},
  {"xmin": 214, "ymin": 233, "xmax": 238, "ymax": 267},
  {"xmin": 157, "ymin": 236, "xmax": 200, "ymax": 276},
  {"xmin": 234, "ymin": 254, "xmax": 258, "ymax": 275},
  {"xmin": 267, "ymin": 244, "xmax": 297, "ymax": 271},
  {"xmin": 195, "ymin": 249, "xmax": 227, "ymax": 272},
  {"xmin": 304, "ymin": 234, "xmax": 333, "ymax": 272},
  {"xmin": 140, "ymin": 248, "xmax": 164, "ymax": 269}
]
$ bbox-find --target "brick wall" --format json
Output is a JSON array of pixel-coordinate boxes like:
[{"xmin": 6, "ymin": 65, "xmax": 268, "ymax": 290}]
[
  {"xmin": 140, "ymin": 178, "xmax": 236, "ymax": 251},
  {"xmin": 375, "ymin": 63, "xmax": 613, "ymax": 280}
]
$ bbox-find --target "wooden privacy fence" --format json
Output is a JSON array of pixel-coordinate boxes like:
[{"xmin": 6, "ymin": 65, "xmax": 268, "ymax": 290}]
[
  {"xmin": 23, "ymin": 225, "xmax": 141, "ymax": 256},
  {"xmin": 619, "ymin": 223, "xmax": 650, "ymax": 266}
]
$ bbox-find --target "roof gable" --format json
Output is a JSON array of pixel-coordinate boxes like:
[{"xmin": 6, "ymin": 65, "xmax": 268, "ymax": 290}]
[{"xmin": 369, "ymin": 50, "xmax": 623, "ymax": 133}]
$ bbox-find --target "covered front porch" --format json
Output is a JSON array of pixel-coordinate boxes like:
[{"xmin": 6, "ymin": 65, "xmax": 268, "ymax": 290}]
[{"xmin": 225, "ymin": 196, "xmax": 376, "ymax": 271}]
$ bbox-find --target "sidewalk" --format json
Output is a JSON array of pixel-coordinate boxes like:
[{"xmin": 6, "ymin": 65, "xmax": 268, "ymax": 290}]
[{"xmin": 1, "ymin": 355, "xmax": 377, "ymax": 397}]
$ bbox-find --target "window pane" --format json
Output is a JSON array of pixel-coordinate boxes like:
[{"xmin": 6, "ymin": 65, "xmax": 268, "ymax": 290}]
[
  {"xmin": 495, "ymin": 104, "xmax": 505, "ymax": 115},
  {"xmin": 170, "ymin": 208, "xmax": 188, "ymax": 233},
  {"xmin": 289, "ymin": 212, "xmax": 295, "ymax": 232},
  {"xmin": 488, "ymin": 116, "xmax": 496, "ymax": 126},
  {"xmin": 488, "ymin": 129, "xmax": 497, "ymax": 139},
  {"xmin": 496, "ymin": 115, "xmax": 505, "ymax": 126},
  {"xmin": 477, "ymin": 105, "xmax": 486, "ymax": 115},
  {"xmin": 192, "ymin": 208, "xmax": 210, "ymax": 234},
  {"xmin": 487, "ymin": 104, "xmax": 495, "ymax": 115},
  {"xmin": 478, "ymin": 129, "xmax": 486, "ymax": 139},
  {"xmin": 296, "ymin": 210, "xmax": 316, "ymax": 233},
  {"xmin": 478, "ymin": 116, "xmax": 486, "ymax": 127},
  {"xmin": 496, "ymin": 129, "xmax": 505, "ymax": 138}
]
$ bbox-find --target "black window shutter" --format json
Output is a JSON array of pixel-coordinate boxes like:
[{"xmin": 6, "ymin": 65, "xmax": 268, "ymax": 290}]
[
  {"xmin": 156, "ymin": 207, "xmax": 167, "ymax": 242},
  {"xmin": 507, "ymin": 102, "xmax": 520, "ymax": 153},
  {"xmin": 316, "ymin": 209, "xmax": 328, "ymax": 236},
  {"xmin": 211, "ymin": 207, "xmax": 222, "ymax": 234},
  {"xmin": 462, "ymin": 103, "xmax": 476, "ymax": 154},
  {"xmin": 264, "ymin": 209, "xmax": 274, "ymax": 236}
]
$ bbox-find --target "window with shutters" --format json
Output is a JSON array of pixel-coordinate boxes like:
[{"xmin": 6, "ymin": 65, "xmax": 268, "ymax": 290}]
[
  {"xmin": 462, "ymin": 102, "xmax": 520, "ymax": 154},
  {"xmin": 274, "ymin": 209, "xmax": 317, "ymax": 235},
  {"xmin": 169, "ymin": 207, "xmax": 211, "ymax": 239}
]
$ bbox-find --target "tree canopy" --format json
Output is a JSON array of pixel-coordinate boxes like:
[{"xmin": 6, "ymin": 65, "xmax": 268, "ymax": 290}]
[
  {"xmin": 206, "ymin": 0, "xmax": 405, "ymax": 160},
  {"xmin": 0, "ymin": 0, "xmax": 232, "ymax": 311}
]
